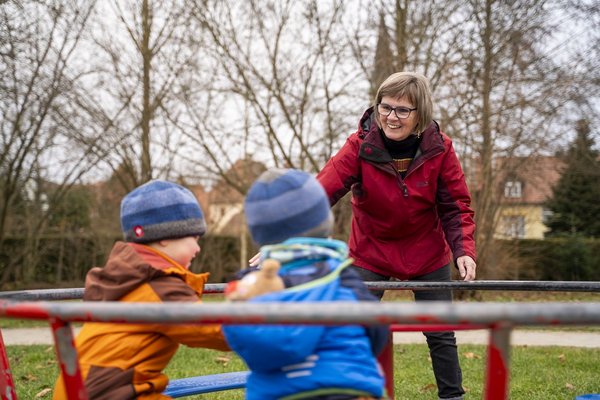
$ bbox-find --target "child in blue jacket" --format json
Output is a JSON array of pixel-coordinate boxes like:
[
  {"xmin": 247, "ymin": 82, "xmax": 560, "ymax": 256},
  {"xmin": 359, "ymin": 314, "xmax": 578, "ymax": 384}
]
[{"xmin": 223, "ymin": 168, "xmax": 389, "ymax": 400}]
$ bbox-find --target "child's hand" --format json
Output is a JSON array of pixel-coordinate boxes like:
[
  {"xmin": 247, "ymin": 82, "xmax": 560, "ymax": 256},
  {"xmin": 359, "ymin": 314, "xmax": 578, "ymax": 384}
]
[
  {"xmin": 249, "ymin": 252, "xmax": 261, "ymax": 267},
  {"xmin": 226, "ymin": 259, "xmax": 284, "ymax": 301}
]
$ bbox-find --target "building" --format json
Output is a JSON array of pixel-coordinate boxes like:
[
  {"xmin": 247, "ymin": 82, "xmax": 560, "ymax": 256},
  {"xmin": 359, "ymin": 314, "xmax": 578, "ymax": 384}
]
[
  {"xmin": 494, "ymin": 157, "xmax": 564, "ymax": 239},
  {"xmin": 205, "ymin": 158, "xmax": 266, "ymax": 236}
]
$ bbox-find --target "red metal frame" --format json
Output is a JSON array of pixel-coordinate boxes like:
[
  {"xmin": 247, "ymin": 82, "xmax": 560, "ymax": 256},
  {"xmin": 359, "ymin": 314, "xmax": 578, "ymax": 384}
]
[
  {"xmin": 483, "ymin": 325, "xmax": 511, "ymax": 400},
  {"xmin": 378, "ymin": 332, "xmax": 395, "ymax": 398},
  {"xmin": 0, "ymin": 311, "xmax": 514, "ymax": 400},
  {"xmin": 1, "ymin": 299, "xmax": 599, "ymax": 400},
  {"xmin": 50, "ymin": 319, "xmax": 88, "ymax": 399},
  {"xmin": 0, "ymin": 330, "xmax": 16, "ymax": 400}
]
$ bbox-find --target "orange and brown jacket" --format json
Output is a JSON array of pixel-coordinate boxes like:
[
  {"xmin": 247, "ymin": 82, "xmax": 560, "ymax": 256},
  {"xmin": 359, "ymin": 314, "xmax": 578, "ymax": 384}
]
[{"xmin": 52, "ymin": 241, "xmax": 230, "ymax": 400}]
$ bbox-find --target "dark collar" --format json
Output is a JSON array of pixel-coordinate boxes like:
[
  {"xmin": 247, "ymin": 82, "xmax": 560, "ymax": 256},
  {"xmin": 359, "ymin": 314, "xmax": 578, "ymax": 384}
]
[{"xmin": 358, "ymin": 108, "xmax": 443, "ymax": 164}]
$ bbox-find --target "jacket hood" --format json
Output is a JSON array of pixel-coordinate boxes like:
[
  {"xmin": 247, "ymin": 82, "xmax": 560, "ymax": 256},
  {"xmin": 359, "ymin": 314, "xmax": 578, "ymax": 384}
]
[{"xmin": 84, "ymin": 242, "xmax": 175, "ymax": 301}]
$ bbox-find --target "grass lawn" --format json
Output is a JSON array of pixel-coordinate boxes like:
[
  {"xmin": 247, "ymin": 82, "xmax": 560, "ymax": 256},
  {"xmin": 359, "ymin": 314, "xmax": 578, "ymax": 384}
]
[{"xmin": 6, "ymin": 343, "xmax": 600, "ymax": 399}]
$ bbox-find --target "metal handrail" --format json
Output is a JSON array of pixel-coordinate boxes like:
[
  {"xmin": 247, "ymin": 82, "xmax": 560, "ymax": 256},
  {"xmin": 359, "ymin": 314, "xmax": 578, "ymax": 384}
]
[
  {"xmin": 1, "ymin": 280, "xmax": 598, "ymax": 301},
  {"xmin": 0, "ymin": 300, "xmax": 599, "ymax": 326}
]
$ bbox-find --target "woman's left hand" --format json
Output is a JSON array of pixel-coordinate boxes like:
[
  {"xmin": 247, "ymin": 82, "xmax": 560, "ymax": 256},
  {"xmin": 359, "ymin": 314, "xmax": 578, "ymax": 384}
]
[{"xmin": 456, "ymin": 256, "xmax": 476, "ymax": 281}]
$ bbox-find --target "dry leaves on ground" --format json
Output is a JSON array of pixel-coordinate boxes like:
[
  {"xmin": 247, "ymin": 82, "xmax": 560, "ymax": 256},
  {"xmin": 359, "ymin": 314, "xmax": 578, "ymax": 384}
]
[
  {"xmin": 214, "ymin": 355, "xmax": 231, "ymax": 365},
  {"xmin": 463, "ymin": 351, "xmax": 481, "ymax": 359},
  {"xmin": 419, "ymin": 383, "xmax": 437, "ymax": 393},
  {"xmin": 35, "ymin": 388, "xmax": 51, "ymax": 398}
]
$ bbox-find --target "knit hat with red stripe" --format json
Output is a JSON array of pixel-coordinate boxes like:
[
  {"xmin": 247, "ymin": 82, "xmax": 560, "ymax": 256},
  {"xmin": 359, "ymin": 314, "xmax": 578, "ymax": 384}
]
[{"xmin": 120, "ymin": 180, "xmax": 206, "ymax": 243}]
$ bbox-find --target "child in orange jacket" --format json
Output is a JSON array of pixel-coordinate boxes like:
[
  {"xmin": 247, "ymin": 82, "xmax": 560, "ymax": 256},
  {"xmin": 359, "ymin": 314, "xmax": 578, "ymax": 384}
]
[{"xmin": 53, "ymin": 180, "xmax": 229, "ymax": 400}]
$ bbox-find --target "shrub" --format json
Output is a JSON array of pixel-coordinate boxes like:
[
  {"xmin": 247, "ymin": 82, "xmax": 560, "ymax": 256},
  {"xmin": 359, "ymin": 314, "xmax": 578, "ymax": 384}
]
[{"xmin": 507, "ymin": 237, "xmax": 600, "ymax": 281}]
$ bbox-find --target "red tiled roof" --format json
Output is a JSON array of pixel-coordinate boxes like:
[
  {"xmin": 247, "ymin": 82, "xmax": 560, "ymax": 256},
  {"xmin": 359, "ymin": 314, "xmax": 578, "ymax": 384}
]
[{"xmin": 495, "ymin": 156, "xmax": 565, "ymax": 204}]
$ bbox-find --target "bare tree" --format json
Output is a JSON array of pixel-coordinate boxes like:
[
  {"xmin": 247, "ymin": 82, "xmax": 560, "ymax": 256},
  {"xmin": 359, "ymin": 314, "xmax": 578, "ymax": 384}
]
[
  {"xmin": 451, "ymin": 0, "xmax": 593, "ymax": 273},
  {"xmin": 348, "ymin": 0, "xmax": 467, "ymax": 101},
  {"xmin": 0, "ymin": 0, "xmax": 108, "ymax": 285},
  {"xmin": 561, "ymin": 0, "xmax": 600, "ymax": 132},
  {"xmin": 182, "ymin": 0, "xmax": 363, "ymax": 185},
  {"xmin": 83, "ymin": 0, "xmax": 202, "ymax": 190},
  {"xmin": 370, "ymin": 11, "xmax": 396, "ymax": 100}
]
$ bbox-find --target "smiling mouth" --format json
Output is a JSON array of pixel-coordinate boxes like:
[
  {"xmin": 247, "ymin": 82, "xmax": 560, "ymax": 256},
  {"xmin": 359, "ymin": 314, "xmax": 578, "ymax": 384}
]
[{"xmin": 387, "ymin": 123, "xmax": 402, "ymax": 129}]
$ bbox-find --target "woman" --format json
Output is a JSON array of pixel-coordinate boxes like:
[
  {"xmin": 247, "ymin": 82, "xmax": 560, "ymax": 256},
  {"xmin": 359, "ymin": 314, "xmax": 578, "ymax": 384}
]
[{"xmin": 317, "ymin": 71, "xmax": 476, "ymax": 400}]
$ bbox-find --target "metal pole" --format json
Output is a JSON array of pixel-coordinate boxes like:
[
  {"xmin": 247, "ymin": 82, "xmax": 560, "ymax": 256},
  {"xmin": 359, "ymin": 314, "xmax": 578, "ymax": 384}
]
[
  {"xmin": 390, "ymin": 323, "xmax": 487, "ymax": 332},
  {"xmin": 0, "ymin": 330, "xmax": 17, "ymax": 400},
  {"xmin": 484, "ymin": 324, "xmax": 512, "ymax": 400},
  {"xmin": 378, "ymin": 333, "xmax": 395, "ymax": 400},
  {"xmin": 50, "ymin": 319, "xmax": 88, "ymax": 400},
  {"xmin": 1, "ymin": 301, "xmax": 598, "ymax": 326},
  {"xmin": 364, "ymin": 280, "xmax": 600, "ymax": 292},
  {"xmin": 2, "ymin": 280, "xmax": 599, "ymax": 300}
]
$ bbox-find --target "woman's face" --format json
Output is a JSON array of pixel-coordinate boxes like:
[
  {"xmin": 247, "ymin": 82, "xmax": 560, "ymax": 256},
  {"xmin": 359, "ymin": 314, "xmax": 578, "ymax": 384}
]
[{"xmin": 378, "ymin": 96, "xmax": 418, "ymax": 141}]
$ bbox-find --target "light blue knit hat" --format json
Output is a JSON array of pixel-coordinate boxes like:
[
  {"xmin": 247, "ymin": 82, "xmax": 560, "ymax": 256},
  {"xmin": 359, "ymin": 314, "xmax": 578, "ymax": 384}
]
[
  {"xmin": 244, "ymin": 169, "xmax": 333, "ymax": 245},
  {"xmin": 120, "ymin": 180, "xmax": 206, "ymax": 243}
]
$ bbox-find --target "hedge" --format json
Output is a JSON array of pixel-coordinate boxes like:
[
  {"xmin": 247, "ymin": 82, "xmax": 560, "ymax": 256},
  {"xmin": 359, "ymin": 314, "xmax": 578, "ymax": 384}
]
[
  {"xmin": 505, "ymin": 237, "xmax": 600, "ymax": 281},
  {"xmin": 1, "ymin": 235, "xmax": 597, "ymax": 290},
  {"xmin": 0, "ymin": 234, "xmax": 258, "ymax": 289}
]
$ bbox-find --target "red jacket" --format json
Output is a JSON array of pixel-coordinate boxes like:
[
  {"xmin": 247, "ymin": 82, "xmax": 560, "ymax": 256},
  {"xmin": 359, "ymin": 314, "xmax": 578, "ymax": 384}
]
[{"xmin": 317, "ymin": 108, "xmax": 476, "ymax": 279}]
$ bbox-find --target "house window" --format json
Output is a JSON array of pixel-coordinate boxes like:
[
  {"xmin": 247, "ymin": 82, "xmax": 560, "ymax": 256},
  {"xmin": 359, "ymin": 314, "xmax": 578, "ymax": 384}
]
[
  {"xmin": 542, "ymin": 209, "xmax": 553, "ymax": 224},
  {"xmin": 504, "ymin": 180, "xmax": 522, "ymax": 198},
  {"xmin": 502, "ymin": 216, "xmax": 525, "ymax": 238}
]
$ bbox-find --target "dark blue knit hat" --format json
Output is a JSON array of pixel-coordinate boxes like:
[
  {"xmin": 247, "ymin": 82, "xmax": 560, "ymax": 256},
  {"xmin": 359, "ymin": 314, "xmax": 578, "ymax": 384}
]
[
  {"xmin": 244, "ymin": 169, "xmax": 333, "ymax": 245},
  {"xmin": 120, "ymin": 180, "xmax": 206, "ymax": 243}
]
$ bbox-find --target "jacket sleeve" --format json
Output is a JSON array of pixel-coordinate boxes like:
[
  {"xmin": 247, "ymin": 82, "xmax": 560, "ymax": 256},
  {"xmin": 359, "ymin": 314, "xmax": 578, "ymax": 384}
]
[
  {"xmin": 435, "ymin": 140, "xmax": 477, "ymax": 262},
  {"xmin": 158, "ymin": 309, "xmax": 231, "ymax": 351},
  {"xmin": 317, "ymin": 134, "xmax": 362, "ymax": 207},
  {"xmin": 340, "ymin": 269, "xmax": 390, "ymax": 356},
  {"xmin": 140, "ymin": 276, "xmax": 231, "ymax": 351}
]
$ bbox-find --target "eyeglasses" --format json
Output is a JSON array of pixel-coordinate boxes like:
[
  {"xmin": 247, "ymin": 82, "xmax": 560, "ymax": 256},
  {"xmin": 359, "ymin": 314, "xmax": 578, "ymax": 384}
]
[{"xmin": 377, "ymin": 103, "xmax": 417, "ymax": 119}]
